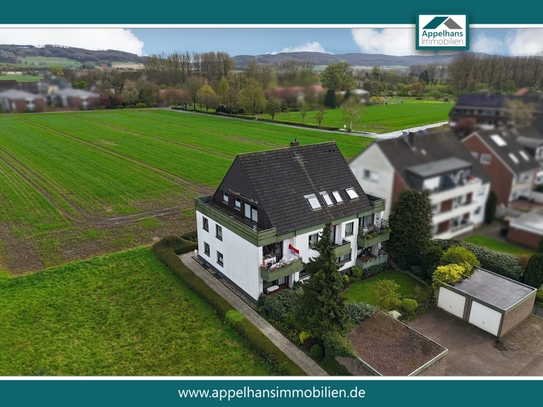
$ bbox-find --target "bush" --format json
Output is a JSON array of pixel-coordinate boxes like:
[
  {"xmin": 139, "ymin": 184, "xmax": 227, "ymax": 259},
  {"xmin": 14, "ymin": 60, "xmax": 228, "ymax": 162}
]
[
  {"xmin": 432, "ymin": 264, "xmax": 466, "ymax": 290},
  {"xmin": 260, "ymin": 289, "xmax": 299, "ymax": 322},
  {"xmin": 421, "ymin": 245, "xmax": 444, "ymax": 279},
  {"xmin": 135, "ymin": 103, "xmax": 147, "ymax": 108},
  {"xmin": 440, "ymin": 246, "xmax": 481, "ymax": 272},
  {"xmin": 350, "ymin": 266, "xmax": 363, "ymax": 278},
  {"xmin": 321, "ymin": 330, "xmax": 356, "ymax": 357},
  {"xmin": 180, "ymin": 230, "xmax": 198, "ymax": 242},
  {"xmin": 309, "ymin": 344, "xmax": 324, "ymax": 360},
  {"xmin": 433, "ymin": 239, "xmax": 524, "ymax": 281},
  {"xmin": 225, "ymin": 310, "xmax": 245, "ymax": 324},
  {"xmin": 343, "ymin": 274, "xmax": 349, "ymax": 284},
  {"xmin": 401, "ymin": 298, "xmax": 418, "ymax": 317},
  {"xmin": 536, "ymin": 290, "xmax": 543, "ymax": 305},
  {"xmin": 361, "ymin": 262, "xmax": 388, "ymax": 279},
  {"xmin": 344, "ymin": 302, "xmax": 377, "ymax": 324},
  {"xmin": 524, "ymin": 254, "xmax": 543, "ymax": 289}
]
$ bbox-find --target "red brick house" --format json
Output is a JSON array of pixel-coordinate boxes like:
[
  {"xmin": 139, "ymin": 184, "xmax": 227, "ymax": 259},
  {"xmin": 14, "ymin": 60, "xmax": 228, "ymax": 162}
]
[{"xmin": 0, "ymin": 89, "xmax": 46, "ymax": 113}]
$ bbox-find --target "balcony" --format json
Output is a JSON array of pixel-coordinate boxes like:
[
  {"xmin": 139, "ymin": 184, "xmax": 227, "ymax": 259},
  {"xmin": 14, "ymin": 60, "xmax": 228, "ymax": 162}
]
[
  {"xmin": 260, "ymin": 258, "xmax": 304, "ymax": 282},
  {"xmin": 196, "ymin": 195, "xmax": 277, "ymax": 246},
  {"xmin": 357, "ymin": 224, "xmax": 391, "ymax": 248},
  {"xmin": 356, "ymin": 252, "xmax": 388, "ymax": 269},
  {"xmin": 332, "ymin": 239, "xmax": 352, "ymax": 257},
  {"xmin": 429, "ymin": 177, "xmax": 482, "ymax": 205},
  {"xmin": 367, "ymin": 194, "xmax": 385, "ymax": 214}
]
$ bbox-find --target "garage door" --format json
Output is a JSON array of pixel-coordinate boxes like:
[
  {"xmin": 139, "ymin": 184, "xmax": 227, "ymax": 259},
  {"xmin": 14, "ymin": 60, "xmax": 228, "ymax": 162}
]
[
  {"xmin": 437, "ymin": 287, "xmax": 466, "ymax": 318},
  {"xmin": 468, "ymin": 301, "xmax": 502, "ymax": 336}
]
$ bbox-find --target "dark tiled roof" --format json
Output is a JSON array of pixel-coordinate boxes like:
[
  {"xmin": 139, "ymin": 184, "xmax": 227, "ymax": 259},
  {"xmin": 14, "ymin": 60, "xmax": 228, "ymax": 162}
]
[
  {"xmin": 237, "ymin": 142, "xmax": 373, "ymax": 235},
  {"xmin": 453, "ymin": 93, "xmax": 507, "ymax": 109},
  {"xmin": 471, "ymin": 128, "xmax": 540, "ymax": 175},
  {"xmin": 376, "ymin": 129, "xmax": 491, "ymax": 189}
]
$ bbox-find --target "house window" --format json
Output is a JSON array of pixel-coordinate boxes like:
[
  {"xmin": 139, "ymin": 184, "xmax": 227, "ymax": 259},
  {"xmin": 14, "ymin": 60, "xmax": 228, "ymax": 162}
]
[
  {"xmin": 480, "ymin": 154, "xmax": 492, "ymax": 164},
  {"xmin": 320, "ymin": 191, "xmax": 333, "ymax": 206},
  {"xmin": 471, "ymin": 151, "xmax": 479, "ymax": 160},
  {"xmin": 222, "ymin": 191, "xmax": 229, "ymax": 204},
  {"xmin": 332, "ymin": 191, "xmax": 343, "ymax": 203},
  {"xmin": 217, "ymin": 251, "xmax": 224, "ymax": 267},
  {"xmin": 475, "ymin": 206, "xmax": 481, "ymax": 215},
  {"xmin": 345, "ymin": 222, "xmax": 354, "ymax": 236},
  {"xmin": 336, "ymin": 252, "xmax": 351, "ymax": 264},
  {"xmin": 345, "ymin": 187, "xmax": 359, "ymax": 199},
  {"xmin": 305, "ymin": 194, "xmax": 322, "ymax": 210},
  {"xmin": 536, "ymin": 147, "xmax": 543, "ymax": 159},
  {"xmin": 361, "ymin": 214, "xmax": 374, "ymax": 226},
  {"xmin": 244, "ymin": 203, "xmax": 258, "ymax": 222},
  {"xmin": 308, "ymin": 233, "xmax": 319, "ymax": 248},
  {"xmin": 432, "ymin": 203, "xmax": 440, "ymax": 213},
  {"xmin": 203, "ymin": 216, "xmax": 209, "ymax": 232},
  {"xmin": 363, "ymin": 169, "xmax": 371, "ymax": 180},
  {"xmin": 216, "ymin": 224, "xmax": 223, "ymax": 241},
  {"xmin": 235, "ymin": 197, "xmax": 241, "ymax": 210},
  {"xmin": 204, "ymin": 242, "xmax": 210, "ymax": 256}
]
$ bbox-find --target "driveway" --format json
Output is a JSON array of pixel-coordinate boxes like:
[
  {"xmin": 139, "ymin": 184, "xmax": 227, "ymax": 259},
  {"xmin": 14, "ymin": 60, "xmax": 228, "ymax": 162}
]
[{"xmin": 407, "ymin": 308, "xmax": 543, "ymax": 376}]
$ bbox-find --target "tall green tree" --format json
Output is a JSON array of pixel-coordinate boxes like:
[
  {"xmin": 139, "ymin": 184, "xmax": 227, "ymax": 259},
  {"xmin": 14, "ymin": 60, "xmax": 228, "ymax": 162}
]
[
  {"xmin": 240, "ymin": 78, "xmax": 266, "ymax": 117},
  {"xmin": 198, "ymin": 84, "xmax": 218, "ymax": 111},
  {"xmin": 121, "ymin": 79, "xmax": 139, "ymax": 106},
  {"xmin": 341, "ymin": 97, "xmax": 365, "ymax": 131},
  {"xmin": 314, "ymin": 107, "xmax": 327, "ymax": 127},
  {"xmin": 319, "ymin": 62, "xmax": 355, "ymax": 91},
  {"xmin": 384, "ymin": 190, "xmax": 433, "ymax": 270},
  {"xmin": 264, "ymin": 97, "xmax": 281, "ymax": 120},
  {"xmin": 294, "ymin": 222, "xmax": 348, "ymax": 339},
  {"xmin": 485, "ymin": 190, "xmax": 498, "ymax": 225}
]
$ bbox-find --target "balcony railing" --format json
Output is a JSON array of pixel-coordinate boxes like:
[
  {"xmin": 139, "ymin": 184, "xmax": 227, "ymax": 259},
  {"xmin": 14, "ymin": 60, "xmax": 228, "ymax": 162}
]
[
  {"xmin": 332, "ymin": 239, "xmax": 352, "ymax": 257},
  {"xmin": 358, "ymin": 223, "xmax": 391, "ymax": 248},
  {"xmin": 260, "ymin": 259, "xmax": 304, "ymax": 282},
  {"xmin": 356, "ymin": 252, "xmax": 389, "ymax": 270}
]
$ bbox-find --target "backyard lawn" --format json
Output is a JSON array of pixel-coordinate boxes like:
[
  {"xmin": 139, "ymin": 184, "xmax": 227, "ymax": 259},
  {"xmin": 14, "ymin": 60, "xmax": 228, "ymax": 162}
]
[
  {"xmin": 463, "ymin": 234, "xmax": 534, "ymax": 255},
  {"xmin": 343, "ymin": 270, "xmax": 432, "ymax": 306}
]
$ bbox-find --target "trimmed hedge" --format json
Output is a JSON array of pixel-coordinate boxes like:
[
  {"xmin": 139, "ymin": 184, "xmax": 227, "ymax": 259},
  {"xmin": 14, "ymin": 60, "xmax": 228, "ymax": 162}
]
[
  {"xmin": 361, "ymin": 261, "xmax": 389, "ymax": 279},
  {"xmin": 152, "ymin": 237, "xmax": 306, "ymax": 376}
]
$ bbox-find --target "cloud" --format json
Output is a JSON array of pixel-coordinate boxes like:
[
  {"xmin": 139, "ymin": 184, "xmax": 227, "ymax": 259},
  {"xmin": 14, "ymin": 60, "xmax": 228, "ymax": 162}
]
[
  {"xmin": 0, "ymin": 28, "xmax": 145, "ymax": 56},
  {"xmin": 270, "ymin": 41, "xmax": 327, "ymax": 55},
  {"xmin": 351, "ymin": 28, "xmax": 430, "ymax": 56},
  {"xmin": 470, "ymin": 32, "xmax": 504, "ymax": 55},
  {"xmin": 506, "ymin": 29, "xmax": 543, "ymax": 56}
]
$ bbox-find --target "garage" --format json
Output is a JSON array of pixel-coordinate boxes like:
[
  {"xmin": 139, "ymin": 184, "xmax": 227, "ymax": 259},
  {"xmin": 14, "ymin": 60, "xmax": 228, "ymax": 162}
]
[
  {"xmin": 437, "ymin": 267, "xmax": 537, "ymax": 337},
  {"xmin": 437, "ymin": 287, "xmax": 466, "ymax": 319}
]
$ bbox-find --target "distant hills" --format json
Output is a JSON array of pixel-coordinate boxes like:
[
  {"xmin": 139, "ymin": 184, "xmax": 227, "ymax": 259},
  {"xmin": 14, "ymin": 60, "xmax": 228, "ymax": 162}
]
[{"xmin": 0, "ymin": 44, "xmax": 465, "ymax": 69}]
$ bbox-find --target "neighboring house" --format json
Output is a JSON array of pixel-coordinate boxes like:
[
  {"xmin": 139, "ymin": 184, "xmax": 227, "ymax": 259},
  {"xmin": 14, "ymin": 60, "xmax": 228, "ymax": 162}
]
[
  {"xmin": 0, "ymin": 89, "xmax": 46, "ymax": 113},
  {"xmin": 37, "ymin": 76, "xmax": 72, "ymax": 95},
  {"xmin": 195, "ymin": 141, "xmax": 388, "ymax": 302},
  {"xmin": 349, "ymin": 129, "xmax": 491, "ymax": 239},
  {"xmin": 506, "ymin": 208, "xmax": 543, "ymax": 249},
  {"xmin": 514, "ymin": 120, "xmax": 543, "ymax": 185},
  {"xmin": 437, "ymin": 267, "xmax": 536, "ymax": 337},
  {"xmin": 449, "ymin": 89, "xmax": 543, "ymax": 130},
  {"xmin": 50, "ymin": 88, "xmax": 101, "ymax": 110},
  {"xmin": 265, "ymin": 85, "xmax": 324, "ymax": 107},
  {"xmin": 461, "ymin": 127, "xmax": 540, "ymax": 206}
]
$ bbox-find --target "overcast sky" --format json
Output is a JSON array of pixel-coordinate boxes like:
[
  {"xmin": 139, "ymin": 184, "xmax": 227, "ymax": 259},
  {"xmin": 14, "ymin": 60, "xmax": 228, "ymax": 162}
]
[{"xmin": 1, "ymin": 27, "xmax": 543, "ymax": 58}]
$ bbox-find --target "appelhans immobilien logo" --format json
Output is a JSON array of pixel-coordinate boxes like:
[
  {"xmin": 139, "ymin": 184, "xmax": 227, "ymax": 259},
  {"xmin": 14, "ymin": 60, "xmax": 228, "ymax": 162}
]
[{"xmin": 416, "ymin": 14, "xmax": 469, "ymax": 50}]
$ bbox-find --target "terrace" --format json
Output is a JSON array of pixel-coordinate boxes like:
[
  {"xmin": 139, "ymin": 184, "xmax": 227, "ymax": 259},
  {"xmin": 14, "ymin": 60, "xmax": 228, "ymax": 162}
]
[{"xmin": 356, "ymin": 249, "xmax": 388, "ymax": 269}]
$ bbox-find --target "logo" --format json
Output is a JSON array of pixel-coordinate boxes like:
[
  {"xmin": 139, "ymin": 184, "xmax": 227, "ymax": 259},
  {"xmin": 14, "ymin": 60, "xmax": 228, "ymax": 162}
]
[{"xmin": 416, "ymin": 14, "xmax": 469, "ymax": 50}]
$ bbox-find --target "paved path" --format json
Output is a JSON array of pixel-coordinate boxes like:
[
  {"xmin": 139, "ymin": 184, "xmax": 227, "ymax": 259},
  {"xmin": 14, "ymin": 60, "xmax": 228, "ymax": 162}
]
[{"xmin": 179, "ymin": 253, "xmax": 328, "ymax": 376}]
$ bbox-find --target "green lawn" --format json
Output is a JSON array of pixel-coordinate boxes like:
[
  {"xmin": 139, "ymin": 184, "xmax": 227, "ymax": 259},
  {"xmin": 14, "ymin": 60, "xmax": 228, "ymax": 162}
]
[
  {"xmin": 343, "ymin": 270, "xmax": 431, "ymax": 305},
  {"xmin": 463, "ymin": 234, "xmax": 534, "ymax": 255},
  {"xmin": 0, "ymin": 247, "xmax": 274, "ymax": 376},
  {"xmin": 0, "ymin": 74, "xmax": 43, "ymax": 82},
  {"xmin": 258, "ymin": 98, "xmax": 452, "ymax": 133},
  {"xmin": 22, "ymin": 56, "xmax": 82, "ymax": 68}
]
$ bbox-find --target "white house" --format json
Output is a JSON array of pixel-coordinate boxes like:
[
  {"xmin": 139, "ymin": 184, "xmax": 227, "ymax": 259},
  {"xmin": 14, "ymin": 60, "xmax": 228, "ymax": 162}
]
[
  {"xmin": 349, "ymin": 129, "xmax": 492, "ymax": 239},
  {"xmin": 195, "ymin": 141, "xmax": 388, "ymax": 301}
]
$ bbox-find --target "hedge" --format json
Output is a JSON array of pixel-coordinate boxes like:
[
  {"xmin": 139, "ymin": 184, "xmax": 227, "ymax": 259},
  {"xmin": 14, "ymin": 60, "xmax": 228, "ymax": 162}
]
[
  {"xmin": 152, "ymin": 237, "xmax": 307, "ymax": 376},
  {"xmin": 433, "ymin": 239, "xmax": 524, "ymax": 281}
]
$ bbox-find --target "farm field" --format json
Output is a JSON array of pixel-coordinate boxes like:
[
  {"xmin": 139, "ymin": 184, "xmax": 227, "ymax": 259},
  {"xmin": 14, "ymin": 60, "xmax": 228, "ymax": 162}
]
[
  {"xmin": 259, "ymin": 98, "xmax": 452, "ymax": 133},
  {"xmin": 0, "ymin": 247, "xmax": 274, "ymax": 376},
  {"xmin": 22, "ymin": 56, "xmax": 82, "ymax": 68},
  {"xmin": 0, "ymin": 109, "xmax": 375, "ymax": 274},
  {"xmin": 0, "ymin": 73, "xmax": 43, "ymax": 82}
]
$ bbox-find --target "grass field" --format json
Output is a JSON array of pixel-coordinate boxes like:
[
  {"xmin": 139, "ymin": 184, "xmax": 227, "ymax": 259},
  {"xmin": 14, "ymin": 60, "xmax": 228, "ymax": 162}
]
[
  {"xmin": 22, "ymin": 56, "xmax": 82, "ymax": 68},
  {"xmin": 0, "ymin": 247, "xmax": 274, "ymax": 376},
  {"xmin": 258, "ymin": 98, "xmax": 452, "ymax": 133},
  {"xmin": 0, "ymin": 73, "xmax": 43, "ymax": 82},
  {"xmin": 343, "ymin": 270, "xmax": 431, "ymax": 305},
  {"xmin": 462, "ymin": 234, "xmax": 534, "ymax": 255},
  {"xmin": 0, "ymin": 109, "xmax": 376, "ymax": 273}
]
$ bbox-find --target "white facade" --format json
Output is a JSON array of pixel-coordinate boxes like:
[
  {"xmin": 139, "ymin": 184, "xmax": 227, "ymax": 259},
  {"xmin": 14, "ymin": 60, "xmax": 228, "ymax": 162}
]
[
  {"xmin": 349, "ymin": 144, "xmax": 395, "ymax": 220},
  {"xmin": 197, "ymin": 210, "xmax": 367, "ymax": 301}
]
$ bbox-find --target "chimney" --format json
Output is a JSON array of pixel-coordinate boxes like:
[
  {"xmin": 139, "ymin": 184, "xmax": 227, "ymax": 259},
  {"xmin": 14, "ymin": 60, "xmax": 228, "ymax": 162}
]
[
  {"xmin": 290, "ymin": 138, "xmax": 299, "ymax": 147},
  {"xmin": 402, "ymin": 131, "xmax": 417, "ymax": 150}
]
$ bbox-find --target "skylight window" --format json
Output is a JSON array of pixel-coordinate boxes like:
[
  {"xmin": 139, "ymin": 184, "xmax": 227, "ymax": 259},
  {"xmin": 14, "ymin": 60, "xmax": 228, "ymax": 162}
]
[
  {"xmin": 305, "ymin": 194, "xmax": 322, "ymax": 210},
  {"xmin": 519, "ymin": 150, "xmax": 530, "ymax": 161},
  {"xmin": 320, "ymin": 191, "xmax": 334, "ymax": 206},
  {"xmin": 345, "ymin": 188, "xmax": 359, "ymax": 200},
  {"xmin": 332, "ymin": 191, "xmax": 343, "ymax": 204},
  {"xmin": 490, "ymin": 134, "xmax": 507, "ymax": 147},
  {"xmin": 509, "ymin": 152, "xmax": 519, "ymax": 164}
]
